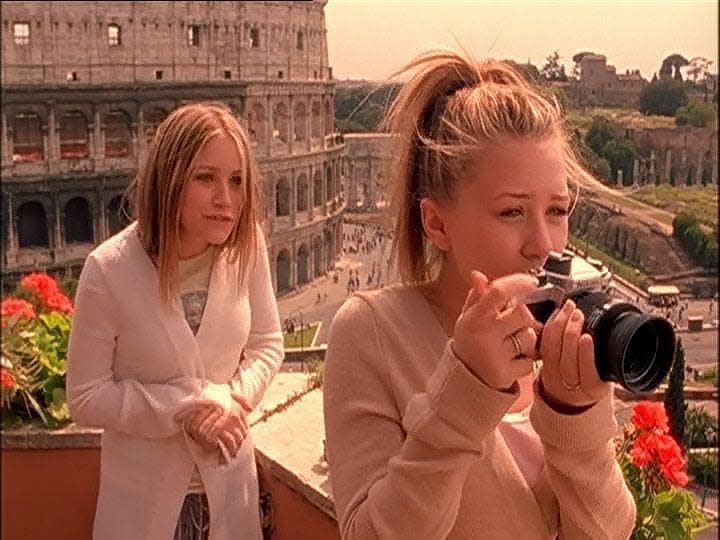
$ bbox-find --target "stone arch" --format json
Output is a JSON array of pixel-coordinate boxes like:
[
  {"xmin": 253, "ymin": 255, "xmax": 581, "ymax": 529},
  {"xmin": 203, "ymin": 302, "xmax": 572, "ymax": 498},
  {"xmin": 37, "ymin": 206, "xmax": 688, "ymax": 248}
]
[
  {"xmin": 293, "ymin": 102, "xmax": 307, "ymax": 142},
  {"xmin": 108, "ymin": 195, "xmax": 132, "ymax": 236},
  {"xmin": 297, "ymin": 243, "xmax": 309, "ymax": 285},
  {"xmin": 144, "ymin": 107, "xmax": 168, "ymax": 145},
  {"xmin": 326, "ymin": 165, "xmax": 333, "ymax": 199},
  {"xmin": 313, "ymin": 170, "xmax": 323, "ymax": 206},
  {"xmin": 275, "ymin": 177, "xmax": 290, "ymax": 217},
  {"xmin": 276, "ymin": 249, "xmax": 290, "ymax": 292},
  {"xmin": 59, "ymin": 111, "xmax": 89, "ymax": 159},
  {"xmin": 248, "ymin": 103, "xmax": 266, "ymax": 145},
  {"xmin": 17, "ymin": 201, "xmax": 49, "ymax": 248},
  {"xmin": 313, "ymin": 236, "xmax": 322, "ymax": 277},
  {"xmin": 296, "ymin": 174, "xmax": 308, "ymax": 212},
  {"xmin": 272, "ymin": 102, "xmax": 289, "ymax": 143},
  {"xmin": 324, "ymin": 229, "xmax": 332, "ymax": 270},
  {"xmin": 12, "ymin": 112, "xmax": 44, "ymax": 162},
  {"xmin": 311, "ymin": 101, "xmax": 321, "ymax": 139},
  {"xmin": 64, "ymin": 197, "xmax": 93, "ymax": 243},
  {"xmin": 104, "ymin": 110, "xmax": 133, "ymax": 158}
]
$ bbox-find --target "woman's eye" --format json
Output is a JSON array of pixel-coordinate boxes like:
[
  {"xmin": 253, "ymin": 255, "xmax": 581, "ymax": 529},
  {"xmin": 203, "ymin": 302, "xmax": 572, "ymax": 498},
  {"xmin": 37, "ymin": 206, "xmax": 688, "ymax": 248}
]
[
  {"xmin": 194, "ymin": 174, "xmax": 214, "ymax": 182},
  {"xmin": 549, "ymin": 206, "xmax": 569, "ymax": 216},
  {"xmin": 500, "ymin": 208, "xmax": 523, "ymax": 218},
  {"xmin": 230, "ymin": 175, "xmax": 243, "ymax": 186}
]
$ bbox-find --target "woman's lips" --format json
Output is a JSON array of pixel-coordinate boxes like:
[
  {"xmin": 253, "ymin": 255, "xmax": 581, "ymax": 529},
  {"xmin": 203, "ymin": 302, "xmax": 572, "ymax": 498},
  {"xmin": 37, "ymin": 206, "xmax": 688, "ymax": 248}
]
[{"xmin": 204, "ymin": 214, "xmax": 233, "ymax": 222}]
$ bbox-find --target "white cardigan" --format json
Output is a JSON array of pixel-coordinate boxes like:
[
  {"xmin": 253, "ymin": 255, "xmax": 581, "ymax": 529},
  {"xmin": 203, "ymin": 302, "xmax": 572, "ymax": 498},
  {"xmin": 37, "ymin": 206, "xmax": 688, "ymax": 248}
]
[{"xmin": 66, "ymin": 222, "xmax": 284, "ymax": 540}]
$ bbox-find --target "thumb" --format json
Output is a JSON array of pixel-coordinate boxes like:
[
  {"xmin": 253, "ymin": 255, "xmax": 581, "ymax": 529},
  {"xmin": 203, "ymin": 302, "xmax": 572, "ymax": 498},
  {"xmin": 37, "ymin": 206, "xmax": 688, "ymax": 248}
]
[{"xmin": 462, "ymin": 270, "xmax": 490, "ymax": 312}]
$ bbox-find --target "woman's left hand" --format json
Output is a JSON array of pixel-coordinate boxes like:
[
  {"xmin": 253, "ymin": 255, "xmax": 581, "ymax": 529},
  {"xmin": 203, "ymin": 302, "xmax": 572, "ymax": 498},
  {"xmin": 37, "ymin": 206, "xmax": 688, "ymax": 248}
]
[{"xmin": 537, "ymin": 299, "xmax": 611, "ymax": 410}]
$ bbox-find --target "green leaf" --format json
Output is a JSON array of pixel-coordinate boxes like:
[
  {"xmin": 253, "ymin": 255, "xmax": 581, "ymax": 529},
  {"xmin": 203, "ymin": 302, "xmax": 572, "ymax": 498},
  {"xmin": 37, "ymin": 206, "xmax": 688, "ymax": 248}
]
[{"xmin": 47, "ymin": 391, "xmax": 69, "ymax": 424}]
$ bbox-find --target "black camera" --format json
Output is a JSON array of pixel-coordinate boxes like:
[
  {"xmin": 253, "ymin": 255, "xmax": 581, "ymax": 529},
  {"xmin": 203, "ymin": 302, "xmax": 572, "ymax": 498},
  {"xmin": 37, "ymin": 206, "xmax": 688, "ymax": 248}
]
[{"xmin": 524, "ymin": 251, "xmax": 675, "ymax": 393}]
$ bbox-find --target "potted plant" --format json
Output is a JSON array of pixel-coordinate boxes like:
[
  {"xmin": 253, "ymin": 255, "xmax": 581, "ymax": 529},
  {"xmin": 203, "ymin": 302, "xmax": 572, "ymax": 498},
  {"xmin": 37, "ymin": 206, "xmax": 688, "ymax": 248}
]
[
  {"xmin": 1, "ymin": 272, "xmax": 74, "ymax": 429},
  {"xmin": 616, "ymin": 400, "xmax": 708, "ymax": 539}
]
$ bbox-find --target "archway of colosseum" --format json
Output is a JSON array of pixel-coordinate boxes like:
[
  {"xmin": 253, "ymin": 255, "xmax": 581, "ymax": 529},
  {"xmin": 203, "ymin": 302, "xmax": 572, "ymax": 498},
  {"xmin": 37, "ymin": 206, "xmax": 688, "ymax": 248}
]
[
  {"xmin": 64, "ymin": 197, "xmax": 93, "ymax": 244},
  {"xmin": 12, "ymin": 112, "xmax": 44, "ymax": 162},
  {"xmin": 107, "ymin": 195, "xmax": 132, "ymax": 236},
  {"xmin": 17, "ymin": 201, "xmax": 49, "ymax": 248},
  {"xmin": 276, "ymin": 250, "xmax": 291, "ymax": 293},
  {"xmin": 297, "ymin": 243, "xmax": 309, "ymax": 285},
  {"xmin": 104, "ymin": 110, "xmax": 133, "ymax": 158},
  {"xmin": 313, "ymin": 236, "xmax": 322, "ymax": 277},
  {"xmin": 275, "ymin": 177, "xmax": 290, "ymax": 217}
]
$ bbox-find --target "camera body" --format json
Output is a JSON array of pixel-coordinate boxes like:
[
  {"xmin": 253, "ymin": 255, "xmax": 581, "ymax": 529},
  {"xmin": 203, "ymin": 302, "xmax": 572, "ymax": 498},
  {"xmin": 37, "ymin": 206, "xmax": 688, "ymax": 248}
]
[{"xmin": 525, "ymin": 251, "xmax": 675, "ymax": 393}]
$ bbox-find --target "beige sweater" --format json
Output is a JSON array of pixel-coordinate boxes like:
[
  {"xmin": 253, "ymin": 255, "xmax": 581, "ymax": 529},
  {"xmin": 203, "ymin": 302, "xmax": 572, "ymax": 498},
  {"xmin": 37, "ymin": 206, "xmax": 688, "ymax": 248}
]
[{"xmin": 323, "ymin": 285, "xmax": 635, "ymax": 540}]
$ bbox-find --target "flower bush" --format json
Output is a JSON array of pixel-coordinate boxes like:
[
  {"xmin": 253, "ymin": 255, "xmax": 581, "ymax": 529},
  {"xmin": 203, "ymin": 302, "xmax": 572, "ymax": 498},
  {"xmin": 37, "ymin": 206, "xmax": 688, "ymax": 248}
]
[
  {"xmin": 1, "ymin": 272, "xmax": 74, "ymax": 429},
  {"xmin": 617, "ymin": 401, "xmax": 707, "ymax": 539}
]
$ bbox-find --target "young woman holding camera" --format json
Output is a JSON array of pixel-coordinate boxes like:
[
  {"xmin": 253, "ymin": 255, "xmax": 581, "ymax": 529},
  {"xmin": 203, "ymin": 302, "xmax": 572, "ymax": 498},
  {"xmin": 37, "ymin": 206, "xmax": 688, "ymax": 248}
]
[{"xmin": 323, "ymin": 50, "xmax": 636, "ymax": 539}]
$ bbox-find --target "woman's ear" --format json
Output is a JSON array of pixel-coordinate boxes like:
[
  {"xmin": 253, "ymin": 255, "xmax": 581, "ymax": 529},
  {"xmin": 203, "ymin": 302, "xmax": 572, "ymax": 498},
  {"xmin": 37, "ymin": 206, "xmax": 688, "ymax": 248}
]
[{"xmin": 419, "ymin": 197, "xmax": 451, "ymax": 251}]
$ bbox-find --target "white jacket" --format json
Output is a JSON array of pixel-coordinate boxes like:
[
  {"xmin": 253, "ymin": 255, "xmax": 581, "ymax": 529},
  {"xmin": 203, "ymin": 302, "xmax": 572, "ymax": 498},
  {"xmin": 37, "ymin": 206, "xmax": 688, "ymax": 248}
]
[{"xmin": 67, "ymin": 221, "xmax": 284, "ymax": 539}]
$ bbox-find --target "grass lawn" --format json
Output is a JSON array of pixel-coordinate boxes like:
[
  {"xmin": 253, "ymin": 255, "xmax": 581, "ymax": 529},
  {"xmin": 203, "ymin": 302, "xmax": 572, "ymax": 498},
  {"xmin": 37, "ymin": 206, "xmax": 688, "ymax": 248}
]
[
  {"xmin": 283, "ymin": 322, "xmax": 321, "ymax": 349},
  {"xmin": 626, "ymin": 184, "xmax": 718, "ymax": 228},
  {"xmin": 569, "ymin": 233, "xmax": 649, "ymax": 288}
]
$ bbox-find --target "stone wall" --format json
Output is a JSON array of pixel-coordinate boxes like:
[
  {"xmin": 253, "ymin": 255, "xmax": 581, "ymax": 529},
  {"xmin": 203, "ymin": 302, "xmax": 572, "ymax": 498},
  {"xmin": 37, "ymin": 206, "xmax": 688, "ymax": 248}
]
[
  {"xmin": 1, "ymin": 1, "xmax": 330, "ymax": 84},
  {"xmin": 569, "ymin": 198, "xmax": 695, "ymax": 276},
  {"xmin": 343, "ymin": 133, "xmax": 394, "ymax": 212}
]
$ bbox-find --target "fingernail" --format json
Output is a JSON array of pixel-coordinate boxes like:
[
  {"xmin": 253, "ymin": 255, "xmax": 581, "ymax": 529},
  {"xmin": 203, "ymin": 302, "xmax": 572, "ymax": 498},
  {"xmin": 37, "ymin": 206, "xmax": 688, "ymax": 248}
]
[{"xmin": 571, "ymin": 310, "xmax": 582, "ymax": 322}]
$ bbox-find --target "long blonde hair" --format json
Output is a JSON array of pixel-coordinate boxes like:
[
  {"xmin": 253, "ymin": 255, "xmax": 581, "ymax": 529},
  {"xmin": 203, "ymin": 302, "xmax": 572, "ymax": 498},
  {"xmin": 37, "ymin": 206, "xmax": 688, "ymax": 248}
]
[
  {"xmin": 381, "ymin": 49, "xmax": 602, "ymax": 283},
  {"xmin": 129, "ymin": 102, "xmax": 261, "ymax": 303}
]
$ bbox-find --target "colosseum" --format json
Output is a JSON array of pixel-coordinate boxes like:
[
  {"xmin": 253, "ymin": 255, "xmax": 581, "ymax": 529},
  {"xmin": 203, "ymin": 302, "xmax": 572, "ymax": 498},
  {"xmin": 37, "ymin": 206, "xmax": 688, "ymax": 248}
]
[{"xmin": 1, "ymin": 0, "xmax": 345, "ymax": 295}]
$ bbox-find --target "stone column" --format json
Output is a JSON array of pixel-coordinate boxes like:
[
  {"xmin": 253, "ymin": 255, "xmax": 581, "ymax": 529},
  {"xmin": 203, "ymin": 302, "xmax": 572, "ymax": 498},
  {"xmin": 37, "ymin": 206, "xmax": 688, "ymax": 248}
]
[
  {"xmin": 47, "ymin": 105, "xmax": 57, "ymax": 160},
  {"xmin": 617, "ymin": 169, "xmax": 623, "ymax": 186},
  {"xmin": 633, "ymin": 159, "xmax": 639, "ymax": 186},
  {"xmin": 6, "ymin": 192, "xmax": 17, "ymax": 264},
  {"xmin": 650, "ymin": 150, "xmax": 656, "ymax": 177},
  {"xmin": 368, "ymin": 158, "xmax": 376, "ymax": 206},
  {"xmin": 322, "ymin": 164, "xmax": 328, "ymax": 216},
  {"xmin": 98, "ymin": 191, "xmax": 107, "ymax": 240},
  {"xmin": 695, "ymin": 151, "xmax": 703, "ymax": 185},
  {"xmin": 94, "ymin": 108, "xmax": 104, "ymax": 160},
  {"xmin": 137, "ymin": 107, "xmax": 147, "ymax": 162},
  {"xmin": 287, "ymin": 96, "xmax": 294, "ymax": 155},
  {"xmin": 53, "ymin": 199, "xmax": 63, "ymax": 252},
  {"xmin": 265, "ymin": 96, "xmax": 272, "ymax": 159},
  {"xmin": 1, "ymin": 111, "xmax": 11, "ymax": 167},
  {"xmin": 712, "ymin": 151, "xmax": 718, "ymax": 185},
  {"xmin": 290, "ymin": 169, "xmax": 297, "ymax": 226},
  {"xmin": 348, "ymin": 161, "xmax": 357, "ymax": 209},
  {"xmin": 308, "ymin": 166, "xmax": 315, "ymax": 220},
  {"xmin": 290, "ymin": 238, "xmax": 297, "ymax": 289},
  {"xmin": 681, "ymin": 148, "xmax": 688, "ymax": 184},
  {"xmin": 664, "ymin": 149, "xmax": 672, "ymax": 183}
]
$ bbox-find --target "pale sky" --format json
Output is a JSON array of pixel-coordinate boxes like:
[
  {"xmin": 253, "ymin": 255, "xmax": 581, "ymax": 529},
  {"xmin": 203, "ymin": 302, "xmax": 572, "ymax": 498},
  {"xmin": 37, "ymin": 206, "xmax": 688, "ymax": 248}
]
[{"xmin": 325, "ymin": 1, "xmax": 719, "ymax": 81}]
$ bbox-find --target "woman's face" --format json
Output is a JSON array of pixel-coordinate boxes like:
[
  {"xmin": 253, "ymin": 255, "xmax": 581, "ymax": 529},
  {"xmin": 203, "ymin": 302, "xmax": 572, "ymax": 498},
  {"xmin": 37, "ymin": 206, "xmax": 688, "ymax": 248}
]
[
  {"xmin": 179, "ymin": 132, "xmax": 246, "ymax": 258},
  {"xmin": 439, "ymin": 136, "xmax": 570, "ymax": 283}
]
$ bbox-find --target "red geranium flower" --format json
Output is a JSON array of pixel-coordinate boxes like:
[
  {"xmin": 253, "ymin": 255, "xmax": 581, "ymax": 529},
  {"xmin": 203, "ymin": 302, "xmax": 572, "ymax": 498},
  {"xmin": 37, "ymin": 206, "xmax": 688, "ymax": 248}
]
[
  {"xmin": 45, "ymin": 291, "xmax": 74, "ymax": 314},
  {"xmin": 20, "ymin": 272, "xmax": 60, "ymax": 303},
  {"xmin": 1, "ymin": 298, "xmax": 37, "ymax": 321},
  {"xmin": 1, "ymin": 367, "xmax": 14, "ymax": 390},
  {"xmin": 630, "ymin": 431, "xmax": 660, "ymax": 467},
  {"xmin": 630, "ymin": 401, "xmax": 669, "ymax": 433}
]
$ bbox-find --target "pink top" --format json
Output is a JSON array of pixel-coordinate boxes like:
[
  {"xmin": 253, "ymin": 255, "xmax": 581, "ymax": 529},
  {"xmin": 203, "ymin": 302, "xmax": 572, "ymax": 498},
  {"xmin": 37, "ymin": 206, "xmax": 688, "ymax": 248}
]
[{"xmin": 499, "ymin": 407, "xmax": 545, "ymax": 489}]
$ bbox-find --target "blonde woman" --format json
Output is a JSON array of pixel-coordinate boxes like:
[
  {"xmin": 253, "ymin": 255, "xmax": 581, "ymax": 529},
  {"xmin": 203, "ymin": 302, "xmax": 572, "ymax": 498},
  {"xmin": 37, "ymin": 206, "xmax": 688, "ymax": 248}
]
[
  {"xmin": 323, "ymin": 51, "xmax": 636, "ymax": 539},
  {"xmin": 67, "ymin": 102, "xmax": 283, "ymax": 540}
]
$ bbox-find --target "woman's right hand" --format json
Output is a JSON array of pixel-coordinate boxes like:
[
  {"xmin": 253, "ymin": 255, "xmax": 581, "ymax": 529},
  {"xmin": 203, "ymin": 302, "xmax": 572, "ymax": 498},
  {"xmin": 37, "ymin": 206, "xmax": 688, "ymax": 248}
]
[{"xmin": 452, "ymin": 271, "xmax": 540, "ymax": 392}]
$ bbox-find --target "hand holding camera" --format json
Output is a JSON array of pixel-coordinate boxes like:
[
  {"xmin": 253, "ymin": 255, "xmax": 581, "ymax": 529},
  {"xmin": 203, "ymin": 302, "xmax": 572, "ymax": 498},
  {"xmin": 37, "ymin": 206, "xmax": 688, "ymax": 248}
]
[
  {"xmin": 452, "ymin": 271, "xmax": 540, "ymax": 392},
  {"xmin": 536, "ymin": 298, "xmax": 611, "ymax": 410}
]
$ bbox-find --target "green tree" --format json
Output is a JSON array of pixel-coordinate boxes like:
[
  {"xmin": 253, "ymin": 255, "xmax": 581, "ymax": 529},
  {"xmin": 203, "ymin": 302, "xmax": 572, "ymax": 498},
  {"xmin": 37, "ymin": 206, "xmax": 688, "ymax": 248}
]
[
  {"xmin": 505, "ymin": 60, "xmax": 541, "ymax": 83},
  {"xmin": 601, "ymin": 139, "xmax": 636, "ymax": 184},
  {"xmin": 664, "ymin": 338, "xmax": 687, "ymax": 450},
  {"xmin": 540, "ymin": 51, "xmax": 568, "ymax": 82},
  {"xmin": 584, "ymin": 118, "xmax": 615, "ymax": 156},
  {"xmin": 638, "ymin": 79, "xmax": 688, "ymax": 116},
  {"xmin": 674, "ymin": 102, "xmax": 715, "ymax": 127}
]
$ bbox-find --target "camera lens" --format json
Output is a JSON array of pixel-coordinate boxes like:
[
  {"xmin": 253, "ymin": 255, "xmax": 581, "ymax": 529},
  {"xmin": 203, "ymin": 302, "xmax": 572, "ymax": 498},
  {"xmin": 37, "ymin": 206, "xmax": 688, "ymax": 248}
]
[{"xmin": 605, "ymin": 311, "xmax": 675, "ymax": 393}]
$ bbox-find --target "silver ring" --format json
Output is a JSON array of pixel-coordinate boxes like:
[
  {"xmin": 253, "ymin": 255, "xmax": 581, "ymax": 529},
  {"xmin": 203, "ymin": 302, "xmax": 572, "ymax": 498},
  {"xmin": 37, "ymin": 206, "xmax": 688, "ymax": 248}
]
[{"xmin": 510, "ymin": 332, "xmax": 523, "ymax": 357}]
